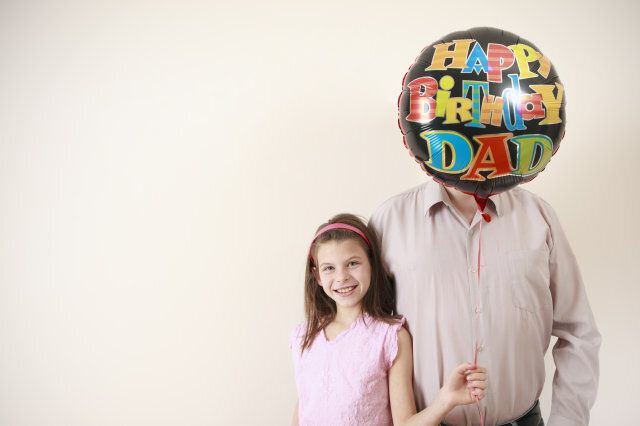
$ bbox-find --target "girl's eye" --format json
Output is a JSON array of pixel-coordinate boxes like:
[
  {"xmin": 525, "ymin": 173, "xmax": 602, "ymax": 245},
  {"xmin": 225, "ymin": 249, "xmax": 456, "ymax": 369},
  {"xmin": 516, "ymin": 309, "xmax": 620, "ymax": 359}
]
[
  {"xmin": 322, "ymin": 266, "xmax": 334, "ymax": 273},
  {"xmin": 348, "ymin": 261, "xmax": 360, "ymax": 267}
]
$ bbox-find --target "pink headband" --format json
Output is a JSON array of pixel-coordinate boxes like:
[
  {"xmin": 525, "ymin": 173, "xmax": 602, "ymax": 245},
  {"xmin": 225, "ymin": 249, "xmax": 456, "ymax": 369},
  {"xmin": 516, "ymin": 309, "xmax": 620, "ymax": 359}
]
[{"xmin": 310, "ymin": 223, "xmax": 372, "ymax": 253}]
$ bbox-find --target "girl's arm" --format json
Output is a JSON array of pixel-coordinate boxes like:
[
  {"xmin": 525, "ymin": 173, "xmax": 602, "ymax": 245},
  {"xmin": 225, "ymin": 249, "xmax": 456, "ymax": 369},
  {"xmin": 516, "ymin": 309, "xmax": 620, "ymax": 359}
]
[
  {"xmin": 291, "ymin": 400, "xmax": 299, "ymax": 426},
  {"xmin": 389, "ymin": 328, "xmax": 487, "ymax": 426}
]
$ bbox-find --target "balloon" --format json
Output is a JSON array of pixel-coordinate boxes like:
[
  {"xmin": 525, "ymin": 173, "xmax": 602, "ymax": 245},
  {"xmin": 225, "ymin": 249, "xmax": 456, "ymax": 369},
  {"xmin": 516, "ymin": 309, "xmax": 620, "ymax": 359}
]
[{"xmin": 398, "ymin": 27, "xmax": 566, "ymax": 199}]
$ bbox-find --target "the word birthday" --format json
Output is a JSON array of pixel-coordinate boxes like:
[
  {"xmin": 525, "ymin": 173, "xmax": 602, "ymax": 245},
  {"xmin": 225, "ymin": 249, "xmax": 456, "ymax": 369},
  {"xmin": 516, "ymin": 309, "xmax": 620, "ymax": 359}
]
[{"xmin": 406, "ymin": 40, "xmax": 564, "ymax": 131}]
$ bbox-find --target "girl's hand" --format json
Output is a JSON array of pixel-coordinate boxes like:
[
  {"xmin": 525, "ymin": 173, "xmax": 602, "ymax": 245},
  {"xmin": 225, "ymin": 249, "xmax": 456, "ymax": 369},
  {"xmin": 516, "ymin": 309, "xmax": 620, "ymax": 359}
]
[{"xmin": 439, "ymin": 363, "xmax": 487, "ymax": 408}]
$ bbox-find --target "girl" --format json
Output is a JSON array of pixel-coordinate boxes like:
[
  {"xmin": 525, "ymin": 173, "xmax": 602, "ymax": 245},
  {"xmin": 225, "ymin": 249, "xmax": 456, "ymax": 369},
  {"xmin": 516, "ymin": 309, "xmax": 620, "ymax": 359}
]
[{"xmin": 290, "ymin": 213, "xmax": 487, "ymax": 426}]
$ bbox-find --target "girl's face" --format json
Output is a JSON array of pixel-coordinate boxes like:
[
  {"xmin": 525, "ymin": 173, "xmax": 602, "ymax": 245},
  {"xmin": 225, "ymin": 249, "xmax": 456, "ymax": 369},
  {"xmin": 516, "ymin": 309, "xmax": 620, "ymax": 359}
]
[{"xmin": 315, "ymin": 238, "xmax": 372, "ymax": 313}]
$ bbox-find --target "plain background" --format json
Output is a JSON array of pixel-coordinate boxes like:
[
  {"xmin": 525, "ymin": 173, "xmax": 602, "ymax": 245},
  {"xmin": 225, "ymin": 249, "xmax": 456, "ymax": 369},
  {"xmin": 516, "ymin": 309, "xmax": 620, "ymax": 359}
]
[{"xmin": 1, "ymin": 0, "xmax": 638, "ymax": 424}]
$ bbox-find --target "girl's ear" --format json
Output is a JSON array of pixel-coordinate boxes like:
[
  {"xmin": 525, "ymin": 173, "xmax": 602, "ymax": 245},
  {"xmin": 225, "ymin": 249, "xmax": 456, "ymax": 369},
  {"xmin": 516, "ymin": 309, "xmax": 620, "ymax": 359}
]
[{"xmin": 312, "ymin": 267, "xmax": 321, "ymax": 285}]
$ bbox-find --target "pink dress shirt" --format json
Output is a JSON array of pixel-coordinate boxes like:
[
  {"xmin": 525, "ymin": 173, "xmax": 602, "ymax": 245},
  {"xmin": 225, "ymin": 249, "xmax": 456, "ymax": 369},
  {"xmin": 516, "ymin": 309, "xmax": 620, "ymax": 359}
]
[
  {"xmin": 370, "ymin": 181, "xmax": 601, "ymax": 426},
  {"xmin": 290, "ymin": 314, "xmax": 405, "ymax": 426}
]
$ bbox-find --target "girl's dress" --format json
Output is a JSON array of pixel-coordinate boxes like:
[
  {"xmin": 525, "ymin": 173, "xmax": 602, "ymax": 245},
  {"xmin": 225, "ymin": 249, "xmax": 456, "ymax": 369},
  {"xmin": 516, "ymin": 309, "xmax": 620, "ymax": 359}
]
[{"xmin": 290, "ymin": 314, "xmax": 406, "ymax": 426}]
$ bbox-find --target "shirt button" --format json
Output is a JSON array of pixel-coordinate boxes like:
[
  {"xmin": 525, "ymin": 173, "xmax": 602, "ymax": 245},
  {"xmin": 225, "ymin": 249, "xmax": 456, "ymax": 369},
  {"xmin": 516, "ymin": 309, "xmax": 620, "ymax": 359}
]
[
  {"xmin": 477, "ymin": 345, "xmax": 484, "ymax": 352},
  {"xmin": 470, "ymin": 266, "xmax": 477, "ymax": 273},
  {"xmin": 475, "ymin": 307, "xmax": 482, "ymax": 314}
]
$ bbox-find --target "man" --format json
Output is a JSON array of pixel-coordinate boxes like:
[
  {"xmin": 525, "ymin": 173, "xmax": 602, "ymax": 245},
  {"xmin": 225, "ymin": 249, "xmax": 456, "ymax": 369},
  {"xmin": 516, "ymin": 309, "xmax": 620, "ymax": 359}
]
[{"xmin": 370, "ymin": 181, "xmax": 600, "ymax": 426}]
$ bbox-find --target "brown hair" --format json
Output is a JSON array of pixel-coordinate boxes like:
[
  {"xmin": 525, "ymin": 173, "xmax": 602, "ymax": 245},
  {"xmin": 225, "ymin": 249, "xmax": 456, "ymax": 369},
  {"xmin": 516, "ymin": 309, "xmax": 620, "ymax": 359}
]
[{"xmin": 300, "ymin": 213, "xmax": 399, "ymax": 352}]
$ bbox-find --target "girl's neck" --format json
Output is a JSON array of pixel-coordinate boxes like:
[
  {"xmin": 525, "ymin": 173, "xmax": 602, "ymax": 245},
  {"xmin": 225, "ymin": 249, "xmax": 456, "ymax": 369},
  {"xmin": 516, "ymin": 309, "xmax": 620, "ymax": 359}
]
[{"xmin": 334, "ymin": 305, "xmax": 364, "ymax": 326}]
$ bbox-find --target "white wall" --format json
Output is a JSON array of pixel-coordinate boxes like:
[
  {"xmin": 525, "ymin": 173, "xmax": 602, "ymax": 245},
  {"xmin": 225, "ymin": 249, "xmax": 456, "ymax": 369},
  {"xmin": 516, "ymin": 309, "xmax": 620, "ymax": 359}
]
[{"xmin": 0, "ymin": 0, "xmax": 637, "ymax": 424}]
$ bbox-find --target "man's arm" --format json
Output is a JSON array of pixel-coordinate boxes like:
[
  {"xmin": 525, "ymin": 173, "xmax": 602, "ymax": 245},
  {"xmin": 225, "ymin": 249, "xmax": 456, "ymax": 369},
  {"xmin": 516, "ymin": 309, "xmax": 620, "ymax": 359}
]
[{"xmin": 544, "ymin": 202, "xmax": 601, "ymax": 426}]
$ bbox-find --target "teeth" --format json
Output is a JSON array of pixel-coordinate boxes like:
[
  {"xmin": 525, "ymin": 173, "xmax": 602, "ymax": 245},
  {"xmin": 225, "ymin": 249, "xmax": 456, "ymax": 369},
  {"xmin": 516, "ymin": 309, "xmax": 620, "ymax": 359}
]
[{"xmin": 336, "ymin": 286, "xmax": 356, "ymax": 294}]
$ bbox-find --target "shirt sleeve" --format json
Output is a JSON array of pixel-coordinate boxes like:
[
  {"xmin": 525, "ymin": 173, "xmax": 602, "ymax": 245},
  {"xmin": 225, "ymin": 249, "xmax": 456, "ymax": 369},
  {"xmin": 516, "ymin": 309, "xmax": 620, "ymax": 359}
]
[
  {"xmin": 369, "ymin": 204, "xmax": 393, "ymax": 279},
  {"xmin": 290, "ymin": 324, "xmax": 304, "ymax": 351},
  {"xmin": 543, "ymin": 201, "xmax": 601, "ymax": 426},
  {"xmin": 383, "ymin": 317, "xmax": 407, "ymax": 369}
]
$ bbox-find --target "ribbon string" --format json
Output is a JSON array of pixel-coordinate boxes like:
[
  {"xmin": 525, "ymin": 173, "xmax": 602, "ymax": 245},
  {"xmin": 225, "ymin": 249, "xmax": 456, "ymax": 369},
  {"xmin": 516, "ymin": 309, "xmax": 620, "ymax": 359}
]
[{"xmin": 472, "ymin": 195, "xmax": 490, "ymax": 426}]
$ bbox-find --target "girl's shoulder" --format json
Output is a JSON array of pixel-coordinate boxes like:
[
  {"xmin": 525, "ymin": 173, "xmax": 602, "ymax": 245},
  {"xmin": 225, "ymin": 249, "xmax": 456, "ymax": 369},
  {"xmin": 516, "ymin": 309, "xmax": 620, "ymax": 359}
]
[
  {"xmin": 362, "ymin": 314, "xmax": 406, "ymax": 332},
  {"xmin": 350, "ymin": 314, "xmax": 407, "ymax": 370},
  {"xmin": 360, "ymin": 315, "xmax": 406, "ymax": 344}
]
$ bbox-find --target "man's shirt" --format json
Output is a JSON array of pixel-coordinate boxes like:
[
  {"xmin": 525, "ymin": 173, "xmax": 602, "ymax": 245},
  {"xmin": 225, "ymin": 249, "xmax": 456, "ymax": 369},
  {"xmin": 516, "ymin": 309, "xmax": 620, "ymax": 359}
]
[{"xmin": 370, "ymin": 181, "xmax": 600, "ymax": 426}]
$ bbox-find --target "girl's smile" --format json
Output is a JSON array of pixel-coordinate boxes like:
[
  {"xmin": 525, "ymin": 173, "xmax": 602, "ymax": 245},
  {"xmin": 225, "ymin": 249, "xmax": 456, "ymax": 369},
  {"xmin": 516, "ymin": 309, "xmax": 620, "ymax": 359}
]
[{"xmin": 334, "ymin": 285, "xmax": 357, "ymax": 295}]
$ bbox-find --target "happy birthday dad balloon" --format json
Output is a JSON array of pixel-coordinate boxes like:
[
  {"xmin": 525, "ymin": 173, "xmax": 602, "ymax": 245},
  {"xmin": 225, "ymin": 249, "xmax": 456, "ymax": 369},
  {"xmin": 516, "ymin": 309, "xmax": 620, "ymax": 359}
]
[{"xmin": 398, "ymin": 27, "xmax": 566, "ymax": 198}]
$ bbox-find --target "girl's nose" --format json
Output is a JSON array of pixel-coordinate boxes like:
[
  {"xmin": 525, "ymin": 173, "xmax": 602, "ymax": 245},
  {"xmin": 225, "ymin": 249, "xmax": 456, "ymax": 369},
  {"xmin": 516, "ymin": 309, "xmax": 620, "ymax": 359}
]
[{"xmin": 336, "ymin": 269, "xmax": 351, "ymax": 283}]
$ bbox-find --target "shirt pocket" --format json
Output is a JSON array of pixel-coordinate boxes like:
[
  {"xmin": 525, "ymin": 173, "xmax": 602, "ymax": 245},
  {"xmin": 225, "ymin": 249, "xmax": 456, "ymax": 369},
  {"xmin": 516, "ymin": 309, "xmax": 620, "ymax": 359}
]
[{"xmin": 507, "ymin": 248, "xmax": 552, "ymax": 314}]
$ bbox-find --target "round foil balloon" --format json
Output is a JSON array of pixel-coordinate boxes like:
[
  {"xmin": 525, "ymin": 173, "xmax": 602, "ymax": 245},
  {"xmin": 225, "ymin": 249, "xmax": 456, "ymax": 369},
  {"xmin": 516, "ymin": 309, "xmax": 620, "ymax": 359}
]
[{"xmin": 398, "ymin": 27, "xmax": 566, "ymax": 198}]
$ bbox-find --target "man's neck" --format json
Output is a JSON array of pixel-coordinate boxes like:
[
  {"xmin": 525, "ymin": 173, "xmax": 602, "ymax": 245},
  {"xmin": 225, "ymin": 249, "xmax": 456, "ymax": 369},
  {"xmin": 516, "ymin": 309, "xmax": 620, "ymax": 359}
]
[{"xmin": 444, "ymin": 186, "xmax": 478, "ymax": 225}]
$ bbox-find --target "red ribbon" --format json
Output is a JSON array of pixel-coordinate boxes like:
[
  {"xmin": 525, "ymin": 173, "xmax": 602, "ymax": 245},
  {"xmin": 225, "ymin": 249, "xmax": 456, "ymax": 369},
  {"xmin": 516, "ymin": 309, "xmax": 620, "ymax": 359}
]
[{"xmin": 472, "ymin": 195, "xmax": 490, "ymax": 426}]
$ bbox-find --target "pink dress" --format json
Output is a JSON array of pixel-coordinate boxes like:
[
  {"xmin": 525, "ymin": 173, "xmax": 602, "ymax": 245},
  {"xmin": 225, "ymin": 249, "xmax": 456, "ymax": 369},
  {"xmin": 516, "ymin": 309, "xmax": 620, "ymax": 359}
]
[{"xmin": 290, "ymin": 314, "xmax": 406, "ymax": 426}]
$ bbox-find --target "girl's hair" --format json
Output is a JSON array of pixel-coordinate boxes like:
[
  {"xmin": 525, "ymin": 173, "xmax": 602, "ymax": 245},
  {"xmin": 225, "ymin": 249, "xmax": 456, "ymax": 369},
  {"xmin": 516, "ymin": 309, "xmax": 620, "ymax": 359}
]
[{"xmin": 301, "ymin": 213, "xmax": 398, "ymax": 351}]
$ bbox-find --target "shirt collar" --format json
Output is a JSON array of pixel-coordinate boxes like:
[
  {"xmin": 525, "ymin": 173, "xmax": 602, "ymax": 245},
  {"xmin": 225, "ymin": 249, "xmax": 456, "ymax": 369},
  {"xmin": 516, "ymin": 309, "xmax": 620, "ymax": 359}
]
[{"xmin": 423, "ymin": 182, "xmax": 503, "ymax": 218}]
